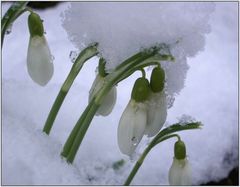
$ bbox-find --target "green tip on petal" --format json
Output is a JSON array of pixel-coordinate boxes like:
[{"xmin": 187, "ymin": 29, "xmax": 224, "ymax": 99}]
[
  {"xmin": 131, "ymin": 77, "xmax": 150, "ymax": 102},
  {"xmin": 150, "ymin": 66, "xmax": 165, "ymax": 93},
  {"xmin": 174, "ymin": 140, "xmax": 186, "ymax": 160},
  {"xmin": 28, "ymin": 12, "xmax": 44, "ymax": 37}
]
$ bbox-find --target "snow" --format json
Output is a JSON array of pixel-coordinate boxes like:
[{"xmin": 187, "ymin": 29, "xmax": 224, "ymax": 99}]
[
  {"xmin": 2, "ymin": 2, "xmax": 238, "ymax": 185},
  {"xmin": 62, "ymin": 2, "xmax": 215, "ymax": 96}
]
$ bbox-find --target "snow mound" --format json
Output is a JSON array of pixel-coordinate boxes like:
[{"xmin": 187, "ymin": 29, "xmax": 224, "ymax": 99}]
[{"xmin": 62, "ymin": 2, "xmax": 215, "ymax": 96}]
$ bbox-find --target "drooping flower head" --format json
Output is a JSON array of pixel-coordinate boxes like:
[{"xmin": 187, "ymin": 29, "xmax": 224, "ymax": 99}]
[
  {"xmin": 118, "ymin": 77, "xmax": 150, "ymax": 156},
  {"xmin": 27, "ymin": 12, "xmax": 54, "ymax": 86},
  {"xmin": 169, "ymin": 140, "xmax": 192, "ymax": 185},
  {"xmin": 145, "ymin": 65, "xmax": 167, "ymax": 137}
]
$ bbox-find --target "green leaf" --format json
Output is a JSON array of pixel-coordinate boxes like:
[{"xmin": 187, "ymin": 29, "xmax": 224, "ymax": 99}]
[{"xmin": 155, "ymin": 122, "xmax": 202, "ymax": 143}]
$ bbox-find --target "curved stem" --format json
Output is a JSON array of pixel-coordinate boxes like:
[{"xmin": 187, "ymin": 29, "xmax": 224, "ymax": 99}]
[
  {"xmin": 124, "ymin": 134, "xmax": 179, "ymax": 185},
  {"xmin": 2, "ymin": 2, "xmax": 29, "ymax": 47},
  {"xmin": 43, "ymin": 44, "xmax": 98, "ymax": 135},
  {"xmin": 153, "ymin": 134, "xmax": 180, "ymax": 147},
  {"xmin": 62, "ymin": 80, "xmax": 113, "ymax": 163},
  {"xmin": 66, "ymin": 101, "xmax": 100, "ymax": 162},
  {"xmin": 140, "ymin": 68, "xmax": 146, "ymax": 78},
  {"xmin": 61, "ymin": 99, "xmax": 96, "ymax": 157}
]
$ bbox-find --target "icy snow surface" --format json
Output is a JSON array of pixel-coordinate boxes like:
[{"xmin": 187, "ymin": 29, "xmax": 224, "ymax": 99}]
[{"xmin": 2, "ymin": 2, "xmax": 238, "ymax": 185}]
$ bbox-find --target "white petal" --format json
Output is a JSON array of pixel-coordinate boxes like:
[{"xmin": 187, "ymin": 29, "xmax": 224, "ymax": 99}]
[
  {"xmin": 27, "ymin": 36, "xmax": 54, "ymax": 86},
  {"xmin": 180, "ymin": 159, "xmax": 192, "ymax": 185},
  {"xmin": 97, "ymin": 86, "xmax": 117, "ymax": 116},
  {"xmin": 168, "ymin": 158, "xmax": 192, "ymax": 185},
  {"xmin": 117, "ymin": 100, "xmax": 147, "ymax": 156},
  {"xmin": 89, "ymin": 74, "xmax": 117, "ymax": 116},
  {"xmin": 145, "ymin": 91, "xmax": 167, "ymax": 137}
]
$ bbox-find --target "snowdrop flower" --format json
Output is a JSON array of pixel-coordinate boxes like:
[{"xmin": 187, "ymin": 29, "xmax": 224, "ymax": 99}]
[
  {"xmin": 118, "ymin": 77, "xmax": 150, "ymax": 156},
  {"xmin": 89, "ymin": 74, "xmax": 117, "ymax": 116},
  {"xmin": 145, "ymin": 66, "xmax": 167, "ymax": 137},
  {"xmin": 27, "ymin": 12, "xmax": 53, "ymax": 86},
  {"xmin": 145, "ymin": 91, "xmax": 167, "ymax": 137},
  {"xmin": 169, "ymin": 140, "xmax": 192, "ymax": 185},
  {"xmin": 89, "ymin": 58, "xmax": 117, "ymax": 116}
]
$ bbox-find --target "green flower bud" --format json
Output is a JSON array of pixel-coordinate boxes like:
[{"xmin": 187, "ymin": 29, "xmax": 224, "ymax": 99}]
[
  {"xmin": 174, "ymin": 140, "xmax": 186, "ymax": 160},
  {"xmin": 150, "ymin": 66, "xmax": 165, "ymax": 92},
  {"xmin": 28, "ymin": 12, "xmax": 44, "ymax": 37},
  {"xmin": 131, "ymin": 77, "xmax": 150, "ymax": 102}
]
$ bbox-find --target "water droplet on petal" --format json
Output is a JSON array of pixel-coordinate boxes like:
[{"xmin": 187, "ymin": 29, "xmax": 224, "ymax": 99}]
[
  {"xmin": 69, "ymin": 51, "xmax": 79, "ymax": 63},
  {"xmin": 41, "ymin": 19, "xmax": 44, "ymax": 22},
  {"xmin": 131, "ymin": 137, "xmax": 138, "ymax": 146},
  {"xmin": 44, "ymin": 31, "xmax": 47, "ymax": 34},
  {"xmin": 6, "ymin": 24, "xmax": 12, "ymax": 35}
]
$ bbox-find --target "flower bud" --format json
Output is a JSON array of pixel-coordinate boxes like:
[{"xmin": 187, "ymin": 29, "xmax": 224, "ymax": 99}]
[
  {"xmin": 150, "ymin": 66, "xmax": 165, "ymax": 92},
  {"xmin": 28, "ymin": 12, "xmax": 44, "ymax": 37},
  {"xmin": 131, "ymin": 77, "xmax": 150, "ymax": 102},
  {"xmin": 27, "ymin": 36, "xmax": 54, "ymax": 86},
  {"xmin": 174, "ymin": 140, "xmax": 186, "ymax": 160}
]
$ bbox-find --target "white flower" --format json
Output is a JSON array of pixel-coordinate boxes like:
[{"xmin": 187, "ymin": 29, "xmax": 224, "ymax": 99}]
[
  {"xmin": 89, "ymin": 74, "xmax": 117, "ymax": 116},
  {"xmin": 27, "ymin": 35, "xmax": 54, "ymax": 86},
  {"xmin": 117, "ymin": 99, "xmax": 147, "ymax": 156},
  {"xmin": 168, "ymin": 157, "xmax": 192, "ymax": 185},
  {"xmin": 145, "ymin": 91, "xmax": 167, "ymax": 137}
]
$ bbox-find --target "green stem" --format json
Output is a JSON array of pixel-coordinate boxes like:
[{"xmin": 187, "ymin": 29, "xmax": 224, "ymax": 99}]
[
  {"xmin": 43, "ymin": 44, "xmax": 98, "ymax": 135},
  {"xmin": 124, "ymin": 145, "xmax": 152, "ymax": 186},
  {"xmin": 2, "ymin": 2, "xmax": 29, "ymax": 47},
  {"xmin": 61, "ymin": 99, "xmax": 96, "ymax": 157},
  {"xmin": 42, "ymin": 75, "xmax": 72, "ymax": 134},
  {"xmin": 66, "ymin": 101, "xmax": 100, "ymax": 163},
  {"xmin": 140, "ymin": 68, "xmax": 146, "ymax": 78},
  {"xmin": 124, "ymin": 134, "xmax": 179, "ymax": 186},
  {"xmin": 63, "ymin": 81, "xmax": 113, "ymax": 163}
]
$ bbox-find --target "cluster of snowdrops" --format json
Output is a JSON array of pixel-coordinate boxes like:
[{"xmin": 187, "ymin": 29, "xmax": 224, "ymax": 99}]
[{"xmin": 2, "ymin": 2, "xmax": 202, "ymax": 185}]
